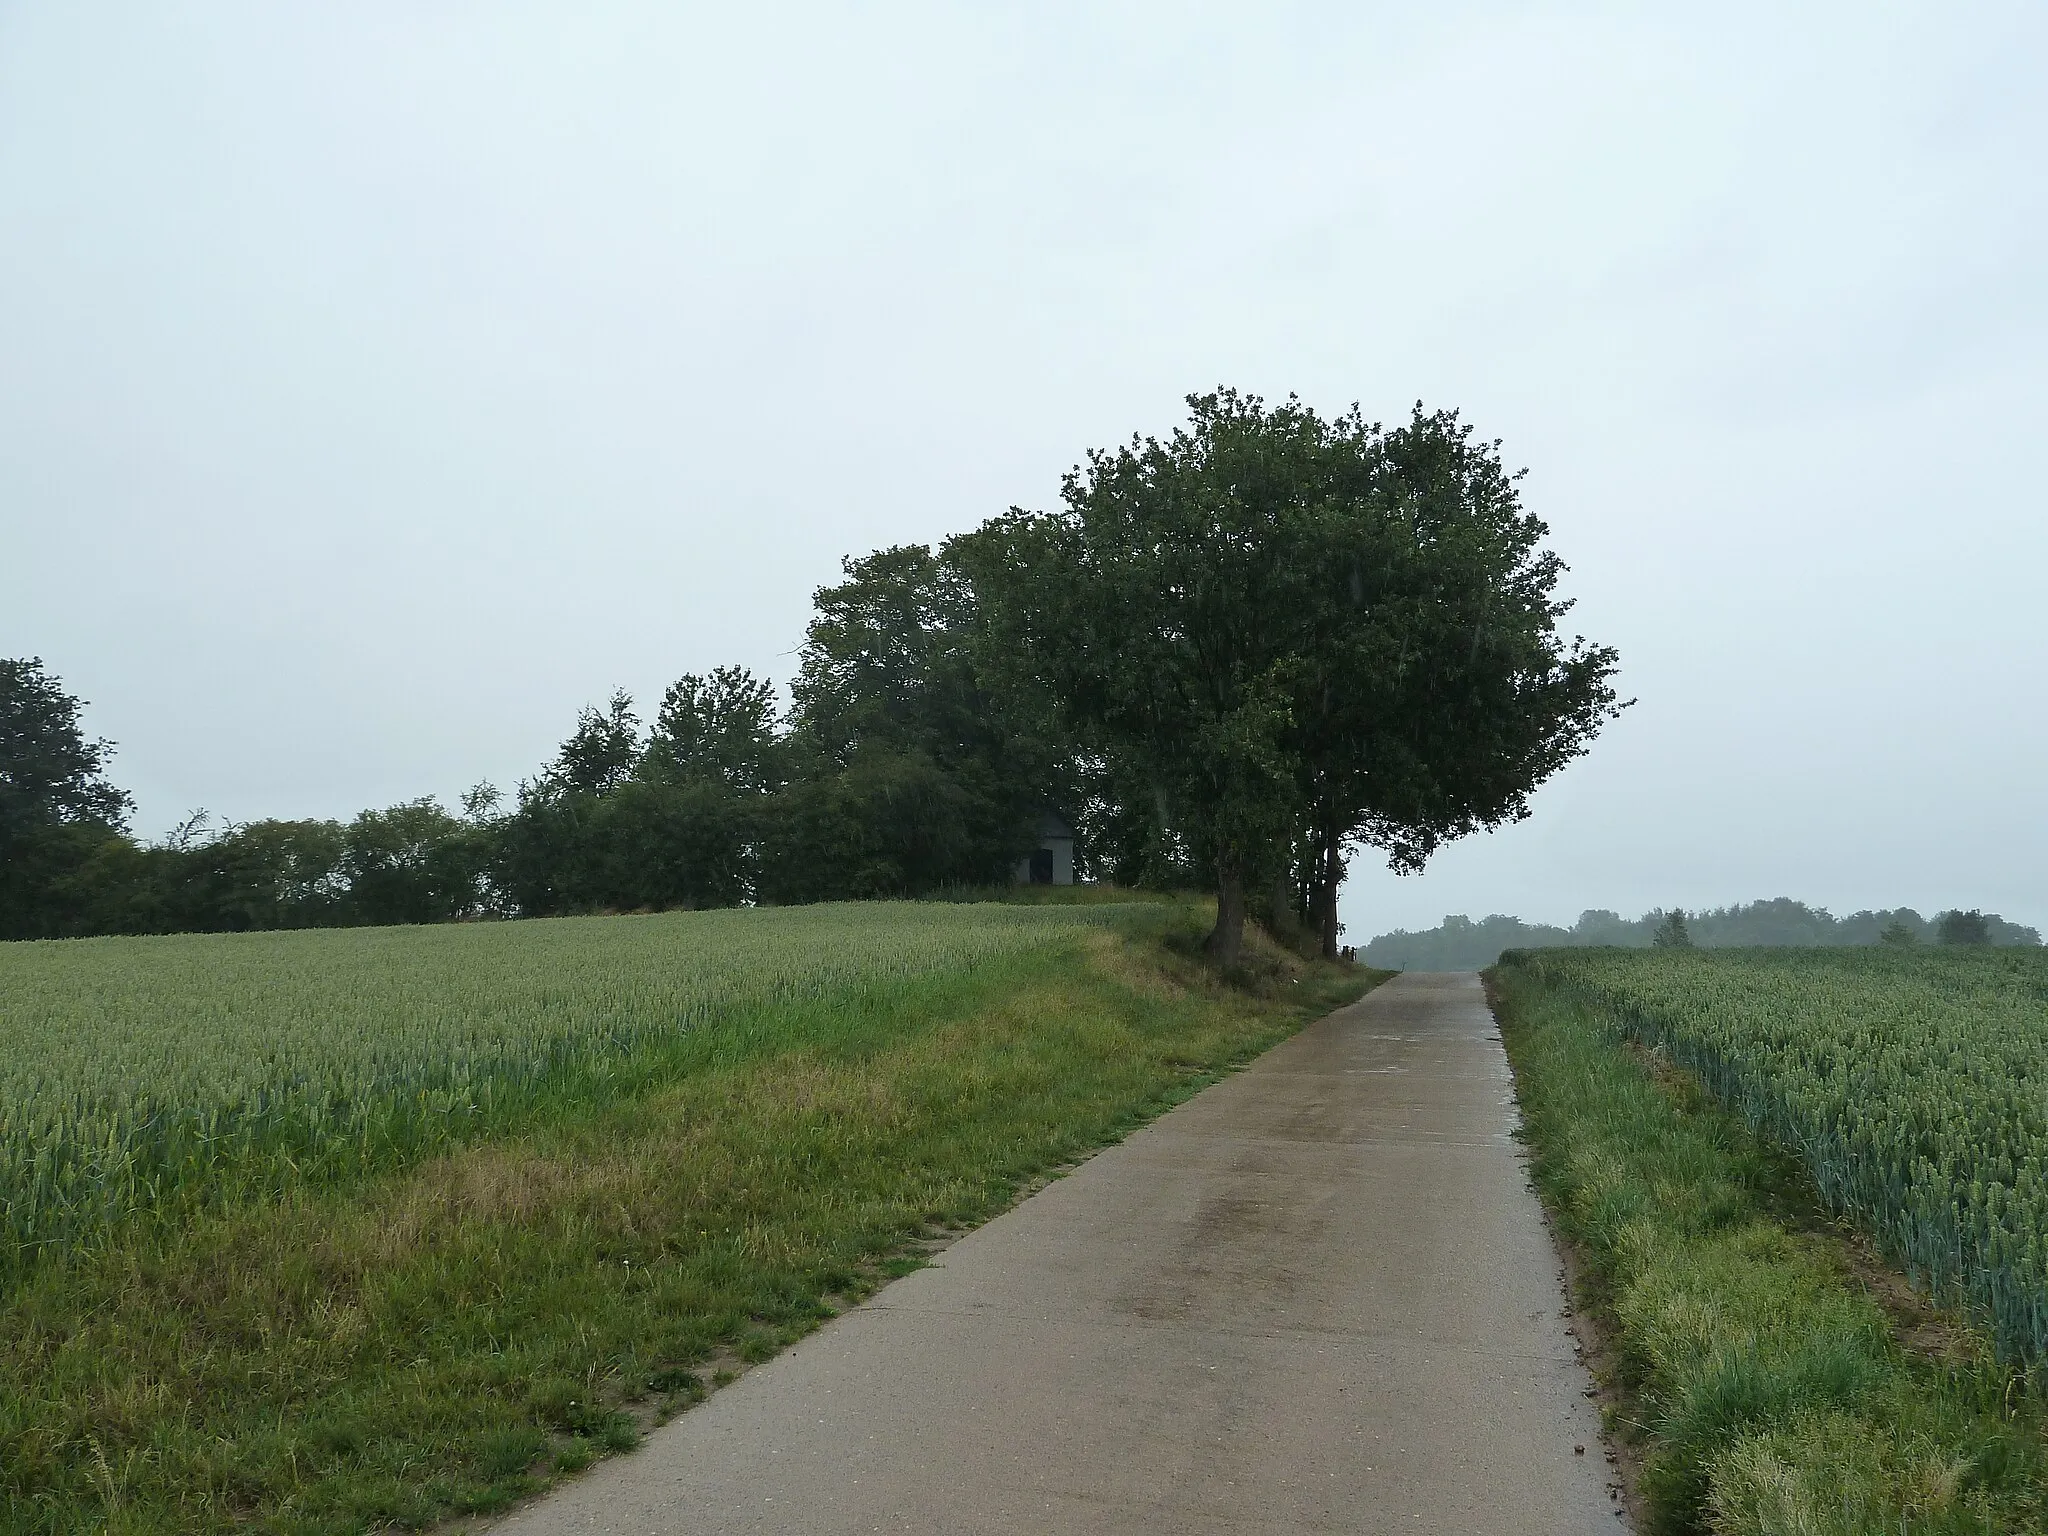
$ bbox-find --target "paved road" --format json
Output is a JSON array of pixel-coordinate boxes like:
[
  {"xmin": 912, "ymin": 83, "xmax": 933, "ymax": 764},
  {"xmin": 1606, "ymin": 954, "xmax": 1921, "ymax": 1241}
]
[{"xmin": 491, "ymin": 972, "xmax": 1623, "ymax": 1535}]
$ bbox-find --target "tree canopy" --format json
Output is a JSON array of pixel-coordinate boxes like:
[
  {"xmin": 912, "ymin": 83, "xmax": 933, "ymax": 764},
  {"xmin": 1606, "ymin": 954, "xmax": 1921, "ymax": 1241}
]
[
  {"xmin": 961, "ymin": 390, "xmax": 1625, "ymax": 962},
  {"xmin": 0, "ymin": 659, "xmax": 135, "ymax": 939},
  {"xmin": 1937, "ymin": 909, "xmax": 1994, "ymax": 946},
  {"xmin": 1651, "ymin": 908, "xmax": 1694, "ymax": 948},
  {"xmin": 0, "ymin": 658, "xmax": 131, "ymax": 837},
  {"xmin": 645, "ymin": 667, "xmax": 782, "ymax": 793}
]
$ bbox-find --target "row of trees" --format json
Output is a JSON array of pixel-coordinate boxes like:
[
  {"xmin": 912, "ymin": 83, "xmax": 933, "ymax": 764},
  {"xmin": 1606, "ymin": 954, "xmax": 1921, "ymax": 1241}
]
[
  {"xmin": 5, "ymin": 393, "xmax": 1624, "ymax": 952},
  {"xmin": 1, "ymin": 550, "xmax": 1057, "ymax": 937},
  {"xmin": 1363, "ymin": 900, "xmax": 2043, "ymax": 970}
]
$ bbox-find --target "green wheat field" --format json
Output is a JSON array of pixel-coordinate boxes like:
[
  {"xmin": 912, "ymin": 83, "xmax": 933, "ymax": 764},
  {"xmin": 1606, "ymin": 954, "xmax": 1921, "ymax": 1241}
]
[{"xmin": 0, "ymin": 903, "xmax": 1113, "ymax": 1267}]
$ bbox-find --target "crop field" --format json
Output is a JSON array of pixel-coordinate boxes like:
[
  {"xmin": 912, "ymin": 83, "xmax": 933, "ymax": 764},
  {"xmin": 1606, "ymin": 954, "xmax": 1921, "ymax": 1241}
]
[
  {"xmin": 1506, "ymin": 945, "xmax": 2048, "ymax": 1364},
  {"xmin": 0, "ymin": 902, "xmax": 1113, "ymax": 1269},
  {"xmin": 3, "ymin": 899, "xmax": 1365, "ymax": 1533}
]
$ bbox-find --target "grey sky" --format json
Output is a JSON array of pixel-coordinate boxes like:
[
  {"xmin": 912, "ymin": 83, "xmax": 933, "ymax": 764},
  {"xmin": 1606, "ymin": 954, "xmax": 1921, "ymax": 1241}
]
[{"xmin": 4, "ymin": 3, "xmax": 2043, "ymax": 939}]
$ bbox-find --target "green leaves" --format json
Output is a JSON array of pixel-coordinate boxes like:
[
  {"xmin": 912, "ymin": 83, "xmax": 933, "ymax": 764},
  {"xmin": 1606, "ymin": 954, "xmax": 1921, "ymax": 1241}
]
[
  {"xmin": 0, "ymin": 657, "xmax": 132, "ymax": 841},
  {"xmin": 961, "ymin": 389, "xmax": 1624, "ymax": 960},
  {"xmin": 644, "ymin": 667, "xmax": 782, "ymax": 795},
  {"xmin": 776, "ymin": 544, "xmax": 1067, "ymax": 891},
  {"xmin": 0, "ymin": 658, "xmax": 136, "ymax": 940}
]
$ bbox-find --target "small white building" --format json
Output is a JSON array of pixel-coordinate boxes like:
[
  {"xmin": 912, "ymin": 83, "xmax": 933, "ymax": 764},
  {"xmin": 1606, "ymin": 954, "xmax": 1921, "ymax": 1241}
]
[{"xmin": 1014, "ymin": 809, "xmax": 1076, "ymax": 886}]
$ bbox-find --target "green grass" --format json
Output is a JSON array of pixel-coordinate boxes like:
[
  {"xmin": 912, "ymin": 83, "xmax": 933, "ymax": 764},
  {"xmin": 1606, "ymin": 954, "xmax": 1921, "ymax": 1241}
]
[
  {"xmin": 920, "ymin": 881, "xmax": 1182, "ymax": 906},
  {"xmin": 1508, "ymin": 945, "xmax": 2048, "ymax": 1365},
  {"xmin": 0, "ymin": 902, "xmax": 1118, "ymax": 1265},
  {"xmin": 1, "ymin": 899, "xmax": 1373, "ymax": 1533},
  {"xmin": 1493, "ymin": 955, "xmax": 2048, "ymax": 1534}
]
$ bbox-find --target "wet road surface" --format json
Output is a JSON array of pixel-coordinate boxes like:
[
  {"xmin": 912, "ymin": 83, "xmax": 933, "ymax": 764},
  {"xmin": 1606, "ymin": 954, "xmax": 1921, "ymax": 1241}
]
[{"xmin": 489, "ymin": 971, "xmax": 1623, "ymax": 1534}]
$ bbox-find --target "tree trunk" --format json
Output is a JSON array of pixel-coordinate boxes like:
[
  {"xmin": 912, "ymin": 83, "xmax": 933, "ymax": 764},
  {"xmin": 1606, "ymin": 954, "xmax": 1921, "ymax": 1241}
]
[
  {"xmin": 1318, "ymin": 825, "xmax": 1343, "ymax": 959},
  {"xmin": 1270, "ymin": 868, "xmax": 1296, "ymax": 938},
  {"xmin": 1206, "ymin": 861, "xmax": 1247, "ymax": 967}
]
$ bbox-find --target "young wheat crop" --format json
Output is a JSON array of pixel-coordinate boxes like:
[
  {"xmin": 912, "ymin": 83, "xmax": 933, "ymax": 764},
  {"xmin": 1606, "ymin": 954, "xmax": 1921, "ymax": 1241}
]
[
  {"xmin": 1504, "ymin": 945, "xmax": 2048, "ymax": 1364},
  {"xmin": 0, "ymin": 902, "xmax": 1115, "ymax": 1269}
]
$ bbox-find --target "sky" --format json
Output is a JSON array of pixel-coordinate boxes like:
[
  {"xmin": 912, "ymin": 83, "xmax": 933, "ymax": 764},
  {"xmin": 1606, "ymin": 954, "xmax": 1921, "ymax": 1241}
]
[{"xmin": 3, "ymin": 2, "xmax": 2043, "ymax": 941}]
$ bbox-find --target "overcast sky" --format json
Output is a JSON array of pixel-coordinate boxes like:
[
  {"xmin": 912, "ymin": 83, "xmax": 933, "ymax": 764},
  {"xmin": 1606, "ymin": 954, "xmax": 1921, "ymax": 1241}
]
[{"xmin": 4, "ymin": 3, "xmax": 2043, "ymax": 940}]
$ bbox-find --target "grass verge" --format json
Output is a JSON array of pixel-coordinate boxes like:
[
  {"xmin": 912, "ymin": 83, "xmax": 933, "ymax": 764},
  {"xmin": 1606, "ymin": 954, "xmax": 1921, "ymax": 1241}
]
[
  {"xmin": 4, "ymin": 902, "xmax": 1374, "ymax": 1535},
  {"xmin": 1490, "ymin": 959, "xmax": 2048, "ymax": 1535}
]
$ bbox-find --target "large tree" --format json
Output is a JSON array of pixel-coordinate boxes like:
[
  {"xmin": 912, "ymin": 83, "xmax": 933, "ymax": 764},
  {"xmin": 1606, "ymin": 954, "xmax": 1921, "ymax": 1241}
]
[
  {"xmin": 341, "ymin": 798, "xmax": 493, "ymax": 926},
  {"xmin": 644, "ymin": 666, "xmax": 783, "ymax": 794},
  {"xmin": 960, "ymin": 394, "xmax": 1332, "ymax": 961},
  {"xmin": 545, "ymin": 690, "xmax": 642, "ymax": 797},
  {"xmin": 963, "ymin": 391, "xmax": 1622, "ymax": 964},
  {"xmin": 782, "ymin": 545, "xmax": 1066, "ymax": 892},
  {"xmin": 498, "ymin": 677, "xmax": 770, "ymax": 915},
  {"xmin": 1284, "ymin": 405, "xmax": 1624, "ymax": 955},
  {"xmin": 0, "ymin": 658, "xmax": 131, "ymax": 836},
  {"xmin": 0, "ymin": 658, "xmax": 136, "ymax": 938}
]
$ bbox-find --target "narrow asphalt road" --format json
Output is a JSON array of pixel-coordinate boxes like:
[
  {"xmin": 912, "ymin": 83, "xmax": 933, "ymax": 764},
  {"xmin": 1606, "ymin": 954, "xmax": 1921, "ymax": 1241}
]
[{"xmin": 490, "ymin": 972, "xmax": 1623, "ymax": 1534}]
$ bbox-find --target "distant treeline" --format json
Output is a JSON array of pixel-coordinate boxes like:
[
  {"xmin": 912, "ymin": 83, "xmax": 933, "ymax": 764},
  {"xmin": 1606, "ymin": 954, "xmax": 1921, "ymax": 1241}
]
[{"xmin": 1363, "ymin": 900, "xmax": 2042, "ymax": 971}]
